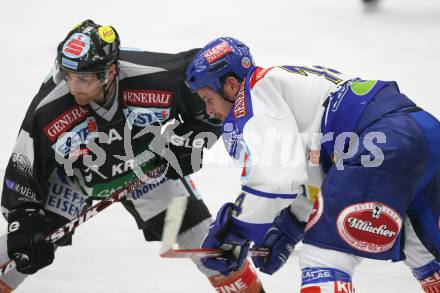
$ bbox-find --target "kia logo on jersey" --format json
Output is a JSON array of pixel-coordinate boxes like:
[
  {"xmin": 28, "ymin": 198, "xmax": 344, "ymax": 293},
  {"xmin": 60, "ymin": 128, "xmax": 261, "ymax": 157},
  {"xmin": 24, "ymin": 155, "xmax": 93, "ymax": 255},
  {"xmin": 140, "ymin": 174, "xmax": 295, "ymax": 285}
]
[
  {"xmin": 335, "ymin": 281, "xmax": 354, "ymax": 293},
  {"xmin": 337, "ymin": 202, "xmax": 402, "ymax": 253}
]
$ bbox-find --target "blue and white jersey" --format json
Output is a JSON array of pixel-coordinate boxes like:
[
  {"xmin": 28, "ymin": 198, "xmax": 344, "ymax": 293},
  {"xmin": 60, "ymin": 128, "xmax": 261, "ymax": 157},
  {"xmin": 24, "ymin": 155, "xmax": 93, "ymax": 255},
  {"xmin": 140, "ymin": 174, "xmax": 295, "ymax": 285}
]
[{"xmin": 222, "ymin": 65, "xmax": 353, "ymax": 243}]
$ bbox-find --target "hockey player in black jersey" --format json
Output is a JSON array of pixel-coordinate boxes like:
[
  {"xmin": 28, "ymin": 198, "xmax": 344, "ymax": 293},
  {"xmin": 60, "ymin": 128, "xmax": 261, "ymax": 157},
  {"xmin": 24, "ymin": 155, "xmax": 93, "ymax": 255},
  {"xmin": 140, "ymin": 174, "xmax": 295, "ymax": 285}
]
[{"xmin": 0, "ymin": 20, "xmax": 264, "ymax": 292}]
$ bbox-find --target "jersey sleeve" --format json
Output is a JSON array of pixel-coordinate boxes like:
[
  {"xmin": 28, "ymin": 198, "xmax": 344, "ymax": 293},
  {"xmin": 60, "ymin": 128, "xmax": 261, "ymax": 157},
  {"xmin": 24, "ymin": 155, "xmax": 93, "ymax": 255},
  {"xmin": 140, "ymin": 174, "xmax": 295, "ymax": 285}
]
[
  {"xmin": 226, "ymin": 71, "xmax": 311, "ymax": 244},
  {"xmin": 1, "ymin": 81, "xmax": 57, "ymax": 215}
]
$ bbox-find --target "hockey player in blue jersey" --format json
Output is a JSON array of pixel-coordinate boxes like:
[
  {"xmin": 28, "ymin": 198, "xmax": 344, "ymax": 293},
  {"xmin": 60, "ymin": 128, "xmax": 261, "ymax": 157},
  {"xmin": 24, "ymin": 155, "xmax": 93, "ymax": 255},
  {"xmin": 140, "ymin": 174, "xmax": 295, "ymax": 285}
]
[{"xmin": 185, "ymin": 37, "xmax": 440, "ymax": 292}]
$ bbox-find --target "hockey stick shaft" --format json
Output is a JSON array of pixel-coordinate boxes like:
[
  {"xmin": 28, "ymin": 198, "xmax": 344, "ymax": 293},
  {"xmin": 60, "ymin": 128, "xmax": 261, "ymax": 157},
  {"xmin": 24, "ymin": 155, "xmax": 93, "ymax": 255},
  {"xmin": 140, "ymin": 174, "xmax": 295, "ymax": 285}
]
[
  {"xmin": 160, "ymin": 247, "xmax": 270, "ymax": 258},
  {"xmin": 0, "ymin": 166, "xmax": 166, "ymax": 276}
]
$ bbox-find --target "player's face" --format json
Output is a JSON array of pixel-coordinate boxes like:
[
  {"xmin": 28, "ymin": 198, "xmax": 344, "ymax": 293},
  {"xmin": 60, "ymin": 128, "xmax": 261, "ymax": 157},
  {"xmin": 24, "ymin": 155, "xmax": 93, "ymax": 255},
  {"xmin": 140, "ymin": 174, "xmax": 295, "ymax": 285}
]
[
  {"xmin": 65, "ymin": 72, "xmax": 105, "ymax": 105},
  {"xmin": 197, "ymin": 87, "xmax": 233, "ymax": 121}
]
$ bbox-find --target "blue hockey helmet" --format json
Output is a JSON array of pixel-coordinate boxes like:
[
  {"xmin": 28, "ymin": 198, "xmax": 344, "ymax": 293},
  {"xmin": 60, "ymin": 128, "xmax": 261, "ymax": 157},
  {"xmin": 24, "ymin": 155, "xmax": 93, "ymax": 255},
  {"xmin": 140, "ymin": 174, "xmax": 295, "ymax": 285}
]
[{"xmin": 185, "ymin": 37, "xmax": 255, "ymax": 93}]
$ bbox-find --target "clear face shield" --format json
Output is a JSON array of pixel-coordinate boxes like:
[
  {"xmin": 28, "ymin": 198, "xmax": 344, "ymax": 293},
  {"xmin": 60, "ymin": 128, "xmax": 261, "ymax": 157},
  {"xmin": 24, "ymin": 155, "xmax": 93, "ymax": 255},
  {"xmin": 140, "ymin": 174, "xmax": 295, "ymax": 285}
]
[
  {"xmin": 63, "ymin": 71, "xmax": 106, "ymax": 91},
  {"xmin": 53, "ymin": 59, "xmax": 110, "ymax": 90}
]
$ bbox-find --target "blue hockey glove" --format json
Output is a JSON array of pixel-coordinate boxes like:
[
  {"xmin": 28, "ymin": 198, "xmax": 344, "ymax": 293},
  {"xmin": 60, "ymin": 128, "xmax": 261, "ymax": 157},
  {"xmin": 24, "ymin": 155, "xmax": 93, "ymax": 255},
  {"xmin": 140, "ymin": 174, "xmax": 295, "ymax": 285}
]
[
  {"xmin": 201, "ymin": 203, "xmax": 250, "ymax": 276},
  {"xmin": 252, "ymin": 207, "xmax": 305, "ymax": 275}
]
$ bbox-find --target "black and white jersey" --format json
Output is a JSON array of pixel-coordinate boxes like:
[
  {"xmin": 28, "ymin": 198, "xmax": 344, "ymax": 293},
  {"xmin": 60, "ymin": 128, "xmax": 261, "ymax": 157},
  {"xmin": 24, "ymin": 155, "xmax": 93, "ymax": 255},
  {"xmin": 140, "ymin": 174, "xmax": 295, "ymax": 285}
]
[{"xmin": 1, "ymin": 48, "xmax": 221, "ymax": 213}]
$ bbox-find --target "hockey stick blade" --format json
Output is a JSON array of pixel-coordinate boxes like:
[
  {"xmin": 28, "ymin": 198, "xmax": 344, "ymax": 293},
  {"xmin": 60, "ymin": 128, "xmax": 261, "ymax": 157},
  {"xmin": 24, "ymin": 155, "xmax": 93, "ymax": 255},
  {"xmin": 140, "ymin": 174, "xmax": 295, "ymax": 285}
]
[
  {"xmin": 160, "ymin": 247, "xmax": 270, "ymax": 258},
  {"xmin": 159, "ymin": 195, "xmax": 188, "ymax": 255}
]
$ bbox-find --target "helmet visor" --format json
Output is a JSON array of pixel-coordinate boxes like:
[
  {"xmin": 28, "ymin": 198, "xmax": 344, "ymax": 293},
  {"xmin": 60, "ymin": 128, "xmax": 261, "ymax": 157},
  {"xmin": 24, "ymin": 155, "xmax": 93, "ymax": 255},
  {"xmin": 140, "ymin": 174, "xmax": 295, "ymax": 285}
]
[{"xmin": 63, "ymin": 70, "xmax": 107, "ymax": 91}]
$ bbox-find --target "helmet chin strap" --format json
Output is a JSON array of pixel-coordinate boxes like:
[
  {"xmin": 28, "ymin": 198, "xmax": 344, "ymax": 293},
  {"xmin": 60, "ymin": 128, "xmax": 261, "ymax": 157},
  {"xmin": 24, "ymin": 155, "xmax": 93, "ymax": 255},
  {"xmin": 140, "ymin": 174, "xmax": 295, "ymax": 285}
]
[
  {"xmin": 103, "ymin": 78, "xmax": 115, "ymax": 99},
  {"xmin": 218, "ymin": 88, "xmax": 236, "ymax": 104},
  {"xmin": 100, "ymin": 67, "xmax": 118, "ymax": 103}
]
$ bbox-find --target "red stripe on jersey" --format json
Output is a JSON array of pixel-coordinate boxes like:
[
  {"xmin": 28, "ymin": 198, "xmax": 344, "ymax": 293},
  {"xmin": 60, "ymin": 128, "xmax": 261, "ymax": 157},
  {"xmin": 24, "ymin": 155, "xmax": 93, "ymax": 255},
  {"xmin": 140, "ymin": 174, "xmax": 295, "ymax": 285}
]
[
  {"xmin": 249, "ymin": 67, "xmax": 274, "ymax": 89},
  {"xmin": 241, "ymin": 152, "xmax": 249, "ymax": 177},
  {"xmin": 301, "ymin": 286, "xmax": 322, "ymax": 293}
]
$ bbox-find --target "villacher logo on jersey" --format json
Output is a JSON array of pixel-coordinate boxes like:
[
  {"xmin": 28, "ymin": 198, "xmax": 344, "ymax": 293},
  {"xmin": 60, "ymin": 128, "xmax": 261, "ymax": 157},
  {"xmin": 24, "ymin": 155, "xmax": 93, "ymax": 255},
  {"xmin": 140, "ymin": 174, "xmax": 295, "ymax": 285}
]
[
  {"xmin": 337, "ymin": 202, "xmax": 402, "ymax": 253},
  {"xmin": 122, "ymin": 90, "xmax": 173, "ymax": 107},
  {"xmin": 44, "ymin": 105, "xmax": 89, "ymax": 141}
]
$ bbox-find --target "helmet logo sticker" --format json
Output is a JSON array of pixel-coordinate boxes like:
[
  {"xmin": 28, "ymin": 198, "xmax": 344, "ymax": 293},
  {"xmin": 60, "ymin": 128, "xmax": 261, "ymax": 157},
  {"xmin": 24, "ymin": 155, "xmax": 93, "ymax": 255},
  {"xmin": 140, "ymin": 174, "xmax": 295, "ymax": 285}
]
[
  {"xmin": 203, "ymin": 41, "xmax": 233, "ymax": 64},
  {"xmin": 61, "ymin": 57, "xmax": 79, "ymax": 70},
  {"xmin": 241, "ymin": 57, "xmax": 251, "ymax": 68},
  {"xmin": 98, "ymin": 26, "xmax": 116, "ymax": 43},
  {"xmin": 62, "ymin": 33, "xmax": 91, "ymax": 59}
]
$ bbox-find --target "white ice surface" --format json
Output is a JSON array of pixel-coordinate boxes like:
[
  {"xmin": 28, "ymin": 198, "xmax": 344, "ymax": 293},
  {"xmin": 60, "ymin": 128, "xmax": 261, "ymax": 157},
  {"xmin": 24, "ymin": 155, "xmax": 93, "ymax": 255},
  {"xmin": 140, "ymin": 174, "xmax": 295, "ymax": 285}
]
[{"xmin": 1, "ymin": 0, "xmax": 440, "ymax": 292}]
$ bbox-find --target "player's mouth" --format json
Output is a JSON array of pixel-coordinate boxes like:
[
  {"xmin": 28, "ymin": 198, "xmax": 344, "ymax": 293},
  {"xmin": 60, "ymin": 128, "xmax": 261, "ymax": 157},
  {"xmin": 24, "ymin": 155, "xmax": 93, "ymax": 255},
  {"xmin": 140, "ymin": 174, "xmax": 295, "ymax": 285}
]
[
  {"xmin": 73, "ymin": 94, "xmax": 92, "ymax": 105},
  {"xmin": 212, "ymin": 112, "xmax": 226, "ymax": 121}
]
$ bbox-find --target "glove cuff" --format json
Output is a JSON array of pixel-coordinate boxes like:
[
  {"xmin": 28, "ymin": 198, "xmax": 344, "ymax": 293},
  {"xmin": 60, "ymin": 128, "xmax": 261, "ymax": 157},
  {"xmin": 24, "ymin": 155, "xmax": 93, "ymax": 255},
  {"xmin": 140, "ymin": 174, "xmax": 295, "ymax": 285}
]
[
  {"xmin": 274, "ymin": 208, "xmax": 305, "ymax": 244},
  {"xmin": 7, "ymin": 209, "xmax": 52, "ymax": 235},
  {"xmin": 8, "ymin": 209, "xmax": 44, "ymax": 220},
  {"xmin": 211, "ymin": 203, "xmax": 248, "ymax": 246}
]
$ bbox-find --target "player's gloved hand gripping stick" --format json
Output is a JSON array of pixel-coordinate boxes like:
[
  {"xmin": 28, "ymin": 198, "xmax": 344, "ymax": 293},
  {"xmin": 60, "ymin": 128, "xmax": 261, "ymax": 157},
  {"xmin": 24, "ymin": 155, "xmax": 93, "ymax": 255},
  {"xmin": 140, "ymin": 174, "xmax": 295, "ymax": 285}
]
[
  {"xmin": 160, "ymin": 202, "xmax": 270, "ymax": 261},
  {"xmin": 0, "ymin": 165, "xmax": 169, "ymax": 276}
]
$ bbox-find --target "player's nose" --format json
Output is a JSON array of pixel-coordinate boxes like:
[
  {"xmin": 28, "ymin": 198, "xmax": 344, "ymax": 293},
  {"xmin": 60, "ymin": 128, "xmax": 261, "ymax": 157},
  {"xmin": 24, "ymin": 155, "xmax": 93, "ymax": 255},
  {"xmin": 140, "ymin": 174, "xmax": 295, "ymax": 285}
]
[
  {"xmin": 205, "ymin": 104, "xmax": 214, "ymax": 116},
  {"xmin": 66, "ymin": 79, "xmax": 82, "ymax": 93}
]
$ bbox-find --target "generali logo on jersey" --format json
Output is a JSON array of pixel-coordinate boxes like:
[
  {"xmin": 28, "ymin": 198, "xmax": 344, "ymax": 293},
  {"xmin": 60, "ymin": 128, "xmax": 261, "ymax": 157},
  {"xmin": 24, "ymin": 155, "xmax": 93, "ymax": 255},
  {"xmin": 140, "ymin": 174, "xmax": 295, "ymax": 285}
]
[
  {"xmin": 234, "ymin": 83, "xmax": 247, "ymax": 119},
  {"xmin": 122, "ymin": 90, "xmax": 173, "ymax": 107},
  {"xmin": 204, "ymin": 41, "xmax": 233, "ymax": 64},
  {"xmin": 44, "ymin": 105, "xmax": 89, "ymax": 142},
  {"xmin": 337, "ymin": 202, "xmax": 402, "ymax": 253}
]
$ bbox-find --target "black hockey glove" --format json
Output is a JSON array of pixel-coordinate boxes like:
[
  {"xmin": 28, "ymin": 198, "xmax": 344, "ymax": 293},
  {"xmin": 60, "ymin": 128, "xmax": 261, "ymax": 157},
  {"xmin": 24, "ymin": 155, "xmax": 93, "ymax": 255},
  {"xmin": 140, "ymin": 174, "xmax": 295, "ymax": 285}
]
[{"xmin": 7, "ymin": 209, "xmax": 55, "ymax": 274}]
